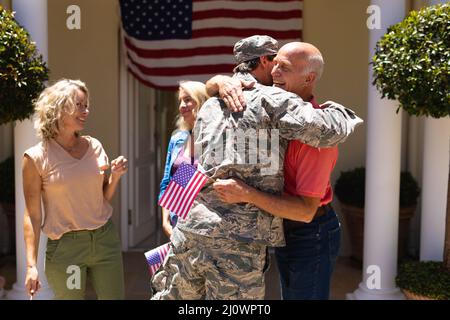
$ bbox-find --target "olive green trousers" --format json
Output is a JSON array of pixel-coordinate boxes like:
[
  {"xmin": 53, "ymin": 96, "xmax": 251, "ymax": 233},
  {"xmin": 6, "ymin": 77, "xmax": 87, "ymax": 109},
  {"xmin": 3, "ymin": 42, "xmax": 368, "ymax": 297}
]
[{"xmin": 45, "ymin": 219, "xmax": 124, "ymax": 300}]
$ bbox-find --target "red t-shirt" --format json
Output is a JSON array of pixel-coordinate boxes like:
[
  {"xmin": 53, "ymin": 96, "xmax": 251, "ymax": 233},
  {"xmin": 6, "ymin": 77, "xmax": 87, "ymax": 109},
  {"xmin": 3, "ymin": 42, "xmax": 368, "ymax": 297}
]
[{"xmin": 283, "ymin": 97, "xmax": 338, "ymax": 206}]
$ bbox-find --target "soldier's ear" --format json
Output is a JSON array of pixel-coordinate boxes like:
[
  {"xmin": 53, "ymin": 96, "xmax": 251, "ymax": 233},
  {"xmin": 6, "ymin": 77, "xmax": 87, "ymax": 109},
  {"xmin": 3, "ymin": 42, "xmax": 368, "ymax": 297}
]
[{"xmin": 260, "ymin": 56, "xmax": 270, "ymax": 65}]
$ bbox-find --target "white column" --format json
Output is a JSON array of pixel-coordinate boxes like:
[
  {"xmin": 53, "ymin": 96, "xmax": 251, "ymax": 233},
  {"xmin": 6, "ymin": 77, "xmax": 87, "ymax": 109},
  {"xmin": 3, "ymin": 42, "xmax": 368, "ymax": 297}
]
[
  {"xmin": 348, "ymin": 0, "xmax": 406, "ymax": 300},
  {"xmin": 420, "ymin": 117, "xmax": 450, "ymax": 261},
  {"xmin": 418, "ymin": 0, "xmax": 450, "ymax": 263},
  {"xmin": 6, "ymin": 0, "xmax": 53, "ymax": 300}
]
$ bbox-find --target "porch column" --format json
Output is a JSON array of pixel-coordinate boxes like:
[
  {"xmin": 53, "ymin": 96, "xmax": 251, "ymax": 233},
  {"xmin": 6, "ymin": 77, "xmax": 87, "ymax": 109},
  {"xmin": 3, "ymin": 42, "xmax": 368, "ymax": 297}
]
[
  {"xmin": 6, "ymin": 0, "xmax": 53, "ymax": 300},
  {"xmin": 348, "ymin": 0, "xmax": 406, "ymax": 300},
  {"xmin": 420, "ymin": 118, "xmax": 450, "ymax": 261},
  {"xmin": 419, "ymin": 0, "xmax": 450, "ymax": 263}
]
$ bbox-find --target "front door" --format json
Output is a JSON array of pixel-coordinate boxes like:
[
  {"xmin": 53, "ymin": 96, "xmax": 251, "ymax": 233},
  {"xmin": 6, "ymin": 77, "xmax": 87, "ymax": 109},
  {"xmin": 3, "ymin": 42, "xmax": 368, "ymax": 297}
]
[{"xmin": 127, "ymin": 76, "xmax": 157, "ymax": 246}]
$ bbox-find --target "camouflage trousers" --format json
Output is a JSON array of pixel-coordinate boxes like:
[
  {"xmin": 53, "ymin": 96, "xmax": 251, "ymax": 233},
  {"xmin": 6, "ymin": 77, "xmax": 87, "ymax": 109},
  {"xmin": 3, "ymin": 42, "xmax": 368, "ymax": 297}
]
[{"xmin": 151, "ymin": 227, "xmax": 269, "ymax": 300}]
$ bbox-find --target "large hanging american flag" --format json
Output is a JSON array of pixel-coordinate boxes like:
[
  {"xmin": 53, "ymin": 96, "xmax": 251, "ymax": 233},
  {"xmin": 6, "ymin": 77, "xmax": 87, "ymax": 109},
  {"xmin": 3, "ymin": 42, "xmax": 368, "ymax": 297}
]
[
  {"xmin": 158, "ymin": 163, "xmax": 209, "ymax": 220},
  {"xmin": 119, "ymin": 0, "xmax": 303, "ymax": 90}
]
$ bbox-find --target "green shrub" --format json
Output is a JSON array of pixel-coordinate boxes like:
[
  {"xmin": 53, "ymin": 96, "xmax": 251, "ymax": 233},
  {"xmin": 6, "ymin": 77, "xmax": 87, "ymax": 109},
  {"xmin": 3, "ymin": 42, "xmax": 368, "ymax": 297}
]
[
  {"xmin": 0, "ymin": 6, "xmax": 49, "ymax": 125},
  {"xmin": 334, "ymin": 167, "xmax": 420, "ymax": 208},
  {"xmin": 372, "ymin": 3, "xmax": 449, "ymax": 118},
  {"xmin": 396, "ymin": 261, "xmax": 450, "ymax": 300},
  {"xmin": 0, "ymin": 156, "xmax": 15, "ymax": 204}
]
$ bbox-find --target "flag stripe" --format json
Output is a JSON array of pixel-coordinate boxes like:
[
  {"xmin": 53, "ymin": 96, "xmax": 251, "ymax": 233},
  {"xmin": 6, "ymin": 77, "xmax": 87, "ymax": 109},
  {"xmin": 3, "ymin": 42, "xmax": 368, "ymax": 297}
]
[
  {"xmin": 128, "ymin": 61, "xmax": 234, "ymax": 84},
  {"xmin": 158, "ymin": 181, "xmax": 175, "ymax": 207},
  {"xmin": 158, "ymin": 164, "xmax": 209, "ymax": 219},
  {"xmin": 159, "ymin": 245, "xmax": 169, "ymax": 263},
  {"xmin": 127, "ymin": 51, "xmax": 232, "ymax": 67},
  {"xmin": 179, "ymin": 173, "xmax": 208, "ymax": 219},
  {"xmin": 125, "ymin": 39, "xmax": 231, "ymax": 58},
  {"xmin": 182, "ymin": 177, "xmax": 208, "ymax": 219},
  {"xmin": 193, "ymin": 9, "xmax": 302, "ymax": 20},
  {"xmin": 159, "ymin": 182, "xmax": 183, "ymax": 208},
  {"xmin": 182, "ymin": 173, "xmax": 208, "ymax": 218},
  {"xmin": 124, "ymin": 34, "xmax": 302, "ymax": 51},
  {"xmin": 173, "ymin": 174, "xmax": 200, "ymax": 216},
  {"xmin": 165, "ymin": 184, "xmax": 184, "ymax": 211},
  {"xmin": 164, "ymin": 181, "xmax": 189, "ymax": 214},
  {"xmin": 193, "ymin": 18, "xmax": 302, "ymax": 31},
  {"xmin": 191, "ymin": 28, "xmax": 302, "ymax": 40},
  {"xmin": 128, "ymin": 54, "xmax": 234, "ymax": 76},
  {"xmin": 176, "ymin": 172, "xmax": 206, "ymax": 218},
  {"xmin": 171, "ymin": 178, "xmax": 192, "ymax": 215},
  {"xmin": 128, "ymin": 68, "xmax": 206, "ymax": 91},
  {"xmin": 158, "ymin": 183, "xmax": 170, "ymax": 206},
  {"xmin": 194, "ymin": 0, "xmax": 303, "ymax": 11}
]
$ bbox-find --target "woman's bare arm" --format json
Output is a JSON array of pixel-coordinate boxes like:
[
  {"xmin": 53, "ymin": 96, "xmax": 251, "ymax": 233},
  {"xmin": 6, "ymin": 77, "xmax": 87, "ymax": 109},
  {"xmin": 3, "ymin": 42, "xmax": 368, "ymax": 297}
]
[{"xmin": 23, "ymin": 155, "xmax": 43, "ymax": 296}]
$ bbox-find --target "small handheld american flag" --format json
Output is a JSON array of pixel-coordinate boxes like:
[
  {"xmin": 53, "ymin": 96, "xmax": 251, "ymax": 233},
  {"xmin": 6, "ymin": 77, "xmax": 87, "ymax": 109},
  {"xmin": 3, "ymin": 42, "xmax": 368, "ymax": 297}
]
[
  {"xmin": 158, "ymin": 163, "xmax": 209, "ymax": 220},
  {"xmin": 144, "ymin": 243, "xmax": 170, "ymax": 276}
]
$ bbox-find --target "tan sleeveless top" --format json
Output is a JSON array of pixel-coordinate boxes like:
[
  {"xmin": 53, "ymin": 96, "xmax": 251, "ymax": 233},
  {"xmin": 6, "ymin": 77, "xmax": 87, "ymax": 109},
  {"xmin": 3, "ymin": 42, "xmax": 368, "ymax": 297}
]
[{"xmin": 24, "ymin": 136, "xmax": 113, "ymax": 240}]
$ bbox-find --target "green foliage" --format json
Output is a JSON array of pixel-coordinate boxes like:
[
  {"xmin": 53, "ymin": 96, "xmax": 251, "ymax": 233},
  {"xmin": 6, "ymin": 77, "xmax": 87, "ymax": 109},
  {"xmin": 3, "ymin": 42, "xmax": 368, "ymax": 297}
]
[
  {"xmin": 0, "ymin": 156, "xmax": 15, "ymax": 204},
  {"xmin": 334, "ymin": 167, "xmax": 366, "ymax": 208},
  {"xmin": 0, "ymin": 6, "xmax": 49, "ymax": 125},
  {"xmin": 334, "ymin": 167, "xmax": 420, "ymax": 208},
  {"xmin": 372, "ymin": 4, "xmax": 450, "ymax": 118},
  {"xmin": 399, "ymin": 171, "xmax": 421, "ymax": 208},
  {"xmin": 396, "ymin": 261, "xmax": 450, "ymax": 300}
]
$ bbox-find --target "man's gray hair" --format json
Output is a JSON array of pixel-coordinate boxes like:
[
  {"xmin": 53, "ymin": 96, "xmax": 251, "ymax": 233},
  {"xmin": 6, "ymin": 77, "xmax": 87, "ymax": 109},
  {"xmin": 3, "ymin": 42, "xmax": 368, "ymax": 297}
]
[{"xmin": 305, "ymin": 54, "xmax": 324, "ymax": 80}]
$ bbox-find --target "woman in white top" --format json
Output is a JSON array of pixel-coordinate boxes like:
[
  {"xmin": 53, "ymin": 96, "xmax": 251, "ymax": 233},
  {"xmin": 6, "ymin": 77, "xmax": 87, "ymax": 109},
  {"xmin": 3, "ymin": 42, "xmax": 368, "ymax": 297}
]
[{"xmin": 23, "ymin": 79, "xmax": 127, "ymax": 299}]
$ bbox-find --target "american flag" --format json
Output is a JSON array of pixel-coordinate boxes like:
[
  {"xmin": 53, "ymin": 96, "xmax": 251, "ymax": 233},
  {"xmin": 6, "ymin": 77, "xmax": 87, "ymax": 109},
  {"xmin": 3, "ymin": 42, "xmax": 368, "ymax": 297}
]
[
  {"xmin": 144, "ymin": 242, "xmax": 170, "ymax": 276},
  {"xmin": 158, "ymin": 163, "xmax": 209, "ymax": 220},
  {"xmin": 119, "ymin": 0, "xmax": 303, "ymax": 90}
]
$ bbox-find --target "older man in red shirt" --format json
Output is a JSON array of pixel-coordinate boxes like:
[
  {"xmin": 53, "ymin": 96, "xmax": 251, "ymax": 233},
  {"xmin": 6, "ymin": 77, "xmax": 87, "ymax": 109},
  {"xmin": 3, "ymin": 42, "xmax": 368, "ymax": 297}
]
[{"xmin": 213, "ymin": 42, "xmax": 342, "ymax": 300}]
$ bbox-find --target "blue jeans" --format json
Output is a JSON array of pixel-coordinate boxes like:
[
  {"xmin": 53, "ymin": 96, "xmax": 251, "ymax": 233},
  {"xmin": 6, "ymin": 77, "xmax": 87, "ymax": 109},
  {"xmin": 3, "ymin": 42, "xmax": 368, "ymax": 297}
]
[{"xmin": 275, "ymin": 209, "xmax": 341, "ymax": 300}]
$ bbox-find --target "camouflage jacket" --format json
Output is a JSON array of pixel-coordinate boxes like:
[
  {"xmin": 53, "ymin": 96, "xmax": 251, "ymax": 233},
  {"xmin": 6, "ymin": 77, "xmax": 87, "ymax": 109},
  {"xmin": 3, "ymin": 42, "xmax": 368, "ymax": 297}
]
[{"xmin": 177, "ymin": 72, "xmax": 363, "ymax": 247}]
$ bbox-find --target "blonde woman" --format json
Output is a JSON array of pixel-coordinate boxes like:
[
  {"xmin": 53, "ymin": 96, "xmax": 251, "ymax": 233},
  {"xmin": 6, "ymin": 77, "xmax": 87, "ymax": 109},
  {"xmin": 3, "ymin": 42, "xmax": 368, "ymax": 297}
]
[
  {"xmin": 23, "ymin": 79, "xmax": 127, "ymax": 299},
  {"xmin": 158, "ymin": 81, "xmax": 209, "ymax": 238}
]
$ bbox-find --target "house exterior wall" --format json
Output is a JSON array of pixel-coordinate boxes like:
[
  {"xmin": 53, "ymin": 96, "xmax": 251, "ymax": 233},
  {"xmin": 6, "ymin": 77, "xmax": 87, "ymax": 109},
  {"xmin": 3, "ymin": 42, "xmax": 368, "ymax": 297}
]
[
  {"xmin": 0, "ymin": 0, "xmax": 11, "ymax": 10},
  {"xmin": 47, "ymin": 0, "xmax": 122, "ymax": 230},
  {"xmin": 303, "ymin": 0, "xmax": 369, "ymax": 180}
]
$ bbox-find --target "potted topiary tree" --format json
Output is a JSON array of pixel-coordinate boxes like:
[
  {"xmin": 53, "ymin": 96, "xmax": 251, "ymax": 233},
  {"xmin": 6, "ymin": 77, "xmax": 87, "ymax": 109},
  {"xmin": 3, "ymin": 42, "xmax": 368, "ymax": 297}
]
[
  {"xmin": 335, "ymin": 167, "xmax": 420, "ymax": 263},
  {"xmin": 372, "ymin": 4, "xmax": 449, "ymax": 118},
  {"xmin": 396, "ymin": 261, "xmax": 450, "ymax": 300},
  {"xmin": 0, "ymin": 6, "xmax": 49, "ymax": 254},
  {"xmin": 0, "ymin": 6, "xmax": 49, "ymax": 124},
  {"xmin": 372, "ymin": 3, "xmax": 450, "ymax": 299}
]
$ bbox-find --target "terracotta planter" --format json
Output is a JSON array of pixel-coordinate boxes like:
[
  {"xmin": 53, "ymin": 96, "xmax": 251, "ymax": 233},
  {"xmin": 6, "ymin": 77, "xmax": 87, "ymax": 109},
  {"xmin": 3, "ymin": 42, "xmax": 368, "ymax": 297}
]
[
  {"xmin": 340, "ymin": 202, "xmax": 416, "ymax": 262},
  {"xmin": 402, "ymin": 289, "xmax": 435, "ymax": 300}
]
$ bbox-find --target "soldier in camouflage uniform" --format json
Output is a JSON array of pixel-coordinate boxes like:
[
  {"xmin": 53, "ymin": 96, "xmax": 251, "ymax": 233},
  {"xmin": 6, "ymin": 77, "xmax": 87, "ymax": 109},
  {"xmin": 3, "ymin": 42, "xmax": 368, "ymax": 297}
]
[{"xmin": 151, "ymin": 35, "xmax": 363, "ymax": 300}]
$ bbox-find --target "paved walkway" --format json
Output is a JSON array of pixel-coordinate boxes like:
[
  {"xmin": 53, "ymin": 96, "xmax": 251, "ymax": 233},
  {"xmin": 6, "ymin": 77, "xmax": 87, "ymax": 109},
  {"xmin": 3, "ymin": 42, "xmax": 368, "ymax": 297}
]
[
  {"xmin": 94, "ymin": 251, "xmax": 362, "ymax": 300},
  {"xmin": 0, "ymin": 252, "xmax": 361, "ymax": 300}
]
